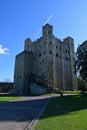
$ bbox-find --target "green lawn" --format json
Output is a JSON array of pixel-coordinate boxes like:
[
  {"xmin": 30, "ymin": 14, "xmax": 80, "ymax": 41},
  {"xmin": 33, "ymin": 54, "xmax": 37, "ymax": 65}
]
[
  {"xmin": 0, "ymin": 94, "xmax": 21, "ymax": 102},
  {"xmin": 41, "ymin": 93, "xmax": 58, "ymax": 96},
  {"xmin": 34, "ymin": 93, "xmax": 87, "ymax": 130}
]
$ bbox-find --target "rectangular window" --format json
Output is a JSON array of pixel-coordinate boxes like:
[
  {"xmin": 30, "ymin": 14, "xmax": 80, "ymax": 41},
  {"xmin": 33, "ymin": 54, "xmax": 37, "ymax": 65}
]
[
  {"xmin": 50, "ymin": 50, "xmax": 52, "ymax": 54},
  {"xmin": 56, "ymin": 53, "xmax": 58, "ymax": 57},
  {"xmin": 39, "ymin": 53, "xmax": 41, "ymax": 57}
]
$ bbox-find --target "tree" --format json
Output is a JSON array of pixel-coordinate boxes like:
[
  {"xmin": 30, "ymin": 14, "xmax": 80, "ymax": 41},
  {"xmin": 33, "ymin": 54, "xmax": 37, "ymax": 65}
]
[
  {"xmin": 78, "ymin": 78, "xmax": 87, "ymax": 91},
  {"xmin": 3, "ymin": 78, "xmax": 12, "ymax": 82},
  {"xmin": 76, "ymin": 40, "xmax": 87, "ymax": 81}
]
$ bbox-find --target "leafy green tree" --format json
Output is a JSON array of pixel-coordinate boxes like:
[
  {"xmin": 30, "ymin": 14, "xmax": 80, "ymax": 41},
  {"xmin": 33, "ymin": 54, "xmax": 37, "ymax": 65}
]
[
  {"xmin": 76, "ymin": 40, "xmax": 87, "ymax": 81},
  {"xmin": 78, "ymin": 78, "xmax": 87, "ymax": 91}
]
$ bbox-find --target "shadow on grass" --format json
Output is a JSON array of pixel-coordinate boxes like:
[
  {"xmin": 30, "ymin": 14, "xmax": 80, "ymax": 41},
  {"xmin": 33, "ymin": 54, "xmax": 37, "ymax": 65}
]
[
  {"xmin": 0, "ymin": 93, "xmax": 18, "ymax": 97},
  {"xmin": 41, "ymin": 93, "xmax": 87, "ymax": 119},
  {"xmin": 0, "ymin": 93, "xmax": 42, "ymax": 97}
]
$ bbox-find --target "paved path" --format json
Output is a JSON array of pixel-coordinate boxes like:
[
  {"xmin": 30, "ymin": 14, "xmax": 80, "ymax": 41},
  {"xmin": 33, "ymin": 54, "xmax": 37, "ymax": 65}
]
[{"xmin": 0, "ymin": 96, "xmax": 50, "ymax": 130}]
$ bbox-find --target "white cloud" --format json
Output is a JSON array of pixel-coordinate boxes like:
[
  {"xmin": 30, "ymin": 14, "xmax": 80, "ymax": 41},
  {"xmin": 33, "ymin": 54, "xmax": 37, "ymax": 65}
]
[{"xmin": 0, "ymin": 45, "xmax": 9, "ymax": 55}]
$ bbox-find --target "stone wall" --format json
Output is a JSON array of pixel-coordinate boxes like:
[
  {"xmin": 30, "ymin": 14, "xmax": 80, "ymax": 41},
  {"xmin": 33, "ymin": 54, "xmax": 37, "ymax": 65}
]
[
  {"xmin": 14, "ymin": 24, "xmax": 78, "ymax": 95},
  {"xmin": 14, "ymin": 51, "xmax": 34, "ymax": 95},
  {"xmin": 30, "ymin": 83, "xmax": 46, "ymax": 94}
]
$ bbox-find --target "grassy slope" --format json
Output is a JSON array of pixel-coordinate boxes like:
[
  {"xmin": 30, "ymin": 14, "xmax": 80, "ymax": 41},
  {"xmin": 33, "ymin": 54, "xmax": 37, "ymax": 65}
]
[{"xmin": 34, "ymin": 93, "xmax": 87, "ymax": 130}]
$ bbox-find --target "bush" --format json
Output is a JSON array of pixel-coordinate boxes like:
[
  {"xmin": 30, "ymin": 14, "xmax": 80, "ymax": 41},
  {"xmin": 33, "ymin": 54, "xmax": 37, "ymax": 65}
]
[
  {"xmin": 78, "ymin": 78, "xmax": 87, "ymax": 91},
  {"xmin": 0, "ymin": 82, "xmax": 13, "ymax": 93}
]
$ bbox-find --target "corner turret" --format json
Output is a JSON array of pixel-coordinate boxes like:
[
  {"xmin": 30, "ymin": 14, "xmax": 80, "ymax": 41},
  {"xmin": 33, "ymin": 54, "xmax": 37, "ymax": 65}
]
[
  {"xmin": 42, "ymin": 24, "xmax": 53, "ymax": 37},
  {"xmin": 63, "ymin": 36, "xmax": 74, "ymax": 45},
  {"xmin": 24, "ymin": 38, "xmax": 32, "ymax": 52}
]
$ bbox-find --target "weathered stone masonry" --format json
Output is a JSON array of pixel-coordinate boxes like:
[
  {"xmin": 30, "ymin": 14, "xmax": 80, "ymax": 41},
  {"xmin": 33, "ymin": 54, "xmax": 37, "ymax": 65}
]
[{"xmin": 13, "ymin": 24, "xmax": 78, "ymax": 95}]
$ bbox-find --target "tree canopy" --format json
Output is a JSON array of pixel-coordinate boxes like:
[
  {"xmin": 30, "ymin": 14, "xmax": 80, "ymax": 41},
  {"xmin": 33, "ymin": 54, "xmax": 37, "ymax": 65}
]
[{"xmin": 76, "ymin": 40, "xmax": 87, "ymax": 81}]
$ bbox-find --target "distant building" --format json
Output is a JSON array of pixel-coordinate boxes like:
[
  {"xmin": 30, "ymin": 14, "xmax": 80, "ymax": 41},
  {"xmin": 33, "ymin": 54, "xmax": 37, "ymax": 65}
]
[{"xmin": 13, "ymin": 24, "xmax": 78, "ymax": 95}]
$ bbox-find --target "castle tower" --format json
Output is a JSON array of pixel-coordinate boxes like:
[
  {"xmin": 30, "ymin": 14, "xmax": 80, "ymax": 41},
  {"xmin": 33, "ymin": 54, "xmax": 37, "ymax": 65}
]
[
  {"xmin": 41, "ymin": 24, "xmax": 54, "ymax": 90},
  {"xmin": 42, "ymin": 24, "xmax": 53, "ymax": 37},
  {"xmin": 24, "ymin": 38, "xmax": 32, "ymax": 51},
  {"xmin": 63, "ymin": 36, "xmax": 78, "ymax": 90},
  {"xmin": 13, "ymin": 24, "xmax": 78, "ymax": 95}
]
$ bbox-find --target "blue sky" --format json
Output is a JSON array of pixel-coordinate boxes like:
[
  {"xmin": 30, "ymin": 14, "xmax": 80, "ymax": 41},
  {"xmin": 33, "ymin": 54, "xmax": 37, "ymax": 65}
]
[{"xmin": 0, "ymin": 0, "xmax": 87, "ymax": 82}]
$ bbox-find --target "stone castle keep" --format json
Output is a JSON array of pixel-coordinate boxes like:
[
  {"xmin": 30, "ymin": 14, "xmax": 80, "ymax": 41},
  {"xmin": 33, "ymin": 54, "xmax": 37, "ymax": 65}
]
[{"xmin": 14, "ymin": 24, "xmax": 78, "ymax": 95}]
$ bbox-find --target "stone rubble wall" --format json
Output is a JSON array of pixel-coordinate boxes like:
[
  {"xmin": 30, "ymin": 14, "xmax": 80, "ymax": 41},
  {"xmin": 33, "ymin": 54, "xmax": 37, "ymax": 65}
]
[{"xmin": 14, "ymin": 24, "xmax": 78, "ymax": 95}]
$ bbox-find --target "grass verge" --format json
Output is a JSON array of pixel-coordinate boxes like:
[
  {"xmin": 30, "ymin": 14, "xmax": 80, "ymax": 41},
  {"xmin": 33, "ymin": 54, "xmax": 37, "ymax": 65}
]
[
  {"xmin": 63, "ymin": 90, "xmax": 81, "ymax": 94},
  {"xmin": 34, "ymin": 93, "xmax": 87, "ymax": 130},
  {"xmin": 0, "ymin": 94, "xmax": 21, "ymax": 102},
  {"xmin": 41, "ymin": 93, "xmax": 58, "ymax": 96},
  {"xmin": 0, "ymin": 96, "xmax": 21, "ymax": 102}
]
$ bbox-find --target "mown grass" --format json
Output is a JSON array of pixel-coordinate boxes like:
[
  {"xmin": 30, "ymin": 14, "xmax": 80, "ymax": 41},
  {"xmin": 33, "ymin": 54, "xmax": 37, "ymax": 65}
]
[
  {"xmin": 34, "ymin": 93, "xmax": 87, "ymax": 130},
  {"xmin": 41, "ymin": 91, "xmax": 81, "ymax": 96},
  {"xmin": 63, "ymin": 90, "xmax": 81, "ymax": 94},
  {"xmin": 0, "ymin": 94, "xmax": 21, "ymax": 102},
  {"xmin": 0, "ymin": 96, "xmax": 21, "ymax": 102},
  {"xmin": 41, "ymin": 93, "xmax": 58, "ymax": 96}
]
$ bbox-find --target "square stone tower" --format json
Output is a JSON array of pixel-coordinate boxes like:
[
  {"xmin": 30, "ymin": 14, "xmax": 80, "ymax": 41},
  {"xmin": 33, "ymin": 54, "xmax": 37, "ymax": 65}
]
[{"xmin": 13, "ymin": 24, "xmax": 78, "ymax": 95}]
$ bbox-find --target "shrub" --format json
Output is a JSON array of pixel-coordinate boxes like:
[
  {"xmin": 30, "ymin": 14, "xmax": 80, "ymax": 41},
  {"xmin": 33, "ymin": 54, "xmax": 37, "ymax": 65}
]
[{"xmin": 78, "ymin": 78, "xmax": 87, "ymax": 91}]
